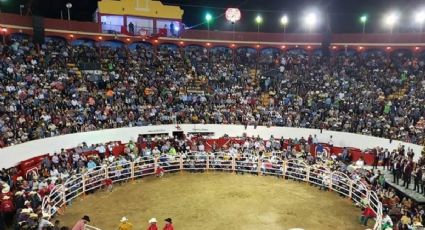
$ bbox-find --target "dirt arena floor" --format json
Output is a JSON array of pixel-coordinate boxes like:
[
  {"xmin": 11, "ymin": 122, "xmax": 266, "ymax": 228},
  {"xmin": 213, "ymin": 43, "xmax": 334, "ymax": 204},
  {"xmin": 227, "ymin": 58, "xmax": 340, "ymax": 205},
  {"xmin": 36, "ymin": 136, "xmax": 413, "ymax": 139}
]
[{"xmin": 57, "ymin": 172, "xmax": 370, "ymax": 230}]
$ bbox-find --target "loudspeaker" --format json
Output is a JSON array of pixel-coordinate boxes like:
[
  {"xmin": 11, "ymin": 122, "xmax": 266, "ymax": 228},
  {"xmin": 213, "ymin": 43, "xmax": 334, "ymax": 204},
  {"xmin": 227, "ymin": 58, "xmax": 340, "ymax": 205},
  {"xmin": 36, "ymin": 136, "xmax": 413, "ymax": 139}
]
[{"xmin": 32, "ymin": 16, "xmax": 45, "ymax": 44}]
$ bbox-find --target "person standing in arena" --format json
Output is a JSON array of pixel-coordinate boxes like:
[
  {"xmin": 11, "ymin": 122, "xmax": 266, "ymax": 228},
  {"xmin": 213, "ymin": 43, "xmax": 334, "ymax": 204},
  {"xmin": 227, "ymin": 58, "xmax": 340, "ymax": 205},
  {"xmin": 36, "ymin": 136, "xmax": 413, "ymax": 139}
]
[
  {"xmin": 72, "ymin": 215, "xmax": 90, "ymax": 230},
  {"xmin": 117, "ymin": 216, "xmax": 133, "ymax": 230},
  {"xmin": 163, "ymin": 218, "xmax": 174, "ymax": 230},
  {"xmin": 147, "ymin": 217, "xmax": 158, "ymax": 230}
]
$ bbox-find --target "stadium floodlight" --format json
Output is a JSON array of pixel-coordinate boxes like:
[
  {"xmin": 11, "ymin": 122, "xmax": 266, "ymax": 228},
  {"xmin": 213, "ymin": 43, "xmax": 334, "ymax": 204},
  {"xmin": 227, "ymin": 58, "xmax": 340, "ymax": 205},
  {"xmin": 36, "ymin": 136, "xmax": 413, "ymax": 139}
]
[
  {"xmin": 414, "ymin": 10, "xmax": 425, "ymax": 32},
  {"xmin": 280, "ymin": 15, "xmax": 288, "ymax": 26},
  {"xmin": 65, "ymin": 2, "xmax": 72, "ymax": 21},
  {"xmin": 304, "ymin": 12, "xmax": 317, "ymax": 33},
  {"xmin": 205, "ymin": 13, "xmax": 212, "ymax": 22},
  {"xmin": 255, "ymin": 15, "xmax": 263, "ymax": 43},
  {"xmin": 205, "ymin": 13, "xmax": 212, "ymax": 39},
  {"xmin": 255, "ymin": 15, "xmax": 263, "ymax": 25},
  {"xmin": 360, "ymin": 15, "xmax": 367, "ymax": 34},
  {"xmin": 384, "ymin": 12, "xmax": 399, "ymax": 33}
]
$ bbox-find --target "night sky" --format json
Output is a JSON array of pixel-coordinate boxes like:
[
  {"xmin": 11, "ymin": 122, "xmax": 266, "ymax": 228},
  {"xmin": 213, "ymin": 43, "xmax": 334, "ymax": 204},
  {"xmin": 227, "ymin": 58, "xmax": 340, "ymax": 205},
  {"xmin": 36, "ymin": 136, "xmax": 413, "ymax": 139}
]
[{"xmin": 1, "ymin": 0, "xmax": 424, "ymax": 33}]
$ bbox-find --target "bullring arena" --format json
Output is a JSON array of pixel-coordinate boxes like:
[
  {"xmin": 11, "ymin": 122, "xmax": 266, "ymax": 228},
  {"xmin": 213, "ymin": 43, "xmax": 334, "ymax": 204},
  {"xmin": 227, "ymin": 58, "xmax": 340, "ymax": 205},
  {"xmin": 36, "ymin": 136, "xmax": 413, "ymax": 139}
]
[{"xmin": 1, "ymin": 0, "xmax": 425, "ymax": 229}]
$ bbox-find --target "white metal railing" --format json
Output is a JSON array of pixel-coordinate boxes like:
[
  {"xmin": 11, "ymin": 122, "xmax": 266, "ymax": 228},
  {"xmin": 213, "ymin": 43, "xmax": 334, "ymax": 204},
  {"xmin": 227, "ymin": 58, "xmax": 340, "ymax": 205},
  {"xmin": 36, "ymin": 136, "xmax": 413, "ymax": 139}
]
[
  {"xmin": 42, "ymin": 153, "xmax": 383, "ymax": 230},
  {"xmin": 85, "ymin": 224, "xmax": 102, "ymax": 230}
]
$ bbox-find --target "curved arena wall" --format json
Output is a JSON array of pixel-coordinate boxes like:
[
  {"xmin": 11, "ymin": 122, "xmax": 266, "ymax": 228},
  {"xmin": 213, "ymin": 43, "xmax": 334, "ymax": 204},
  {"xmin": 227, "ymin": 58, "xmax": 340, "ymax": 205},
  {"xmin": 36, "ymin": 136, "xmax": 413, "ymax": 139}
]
[{"xmin": 0, "ymin": 124, "xmax": 423, "ymax": 169}]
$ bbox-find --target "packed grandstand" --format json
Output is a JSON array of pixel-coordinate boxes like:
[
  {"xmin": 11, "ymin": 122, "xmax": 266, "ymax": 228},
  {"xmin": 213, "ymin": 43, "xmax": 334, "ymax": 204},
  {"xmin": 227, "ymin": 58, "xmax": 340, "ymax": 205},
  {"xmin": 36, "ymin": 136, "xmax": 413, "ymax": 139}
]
[{"xmin": 1, "ymin": 0, "xmax": 425, "ymax": 229}]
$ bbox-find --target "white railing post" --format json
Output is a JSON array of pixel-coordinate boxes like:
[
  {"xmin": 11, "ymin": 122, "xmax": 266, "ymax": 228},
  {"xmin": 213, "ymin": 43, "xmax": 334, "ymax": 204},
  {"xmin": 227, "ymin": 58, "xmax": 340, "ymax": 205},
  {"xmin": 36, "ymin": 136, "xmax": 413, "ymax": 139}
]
[
  {"xmin": 348, "ymin": 180, "xmax": 353, "ymax": 199},
  {"xmin": 206, "ymin": 154, "xmax": 210, "ymax": 170},
  {"xmin": 232, "ymin": 156, "xmax": 236, "ymax": 173},
  {"xmin": 179, "ymin": 155, "xmax": 183, "ymax": 171},
  {"xmin": 82, "ymin": 174, "xmax": 86, "ymax": 197},
  {"xmin": 328, "ymin": 172, "xmax": 333, "ymax": 191},
  {"xmin": 105, "ymin": 165, "xmax": 109, "ymax": 179},
  {"xmin": 62, "ymin": 184, "xmax": 67, "ymax": 207},
  {"xmin": 283, "ymin": 161, "xmax": 287, "ymax": 179},
  {"xmin": 130, "ymin": 162, "xmax": 135, "ymax": 180},
  {"xmin": 305, "ymin": 166, "xmax": 310, "ymax": 182},
  {"xmin": 154, "ymin": 157, "xmax": 158, "ymax": 172}
]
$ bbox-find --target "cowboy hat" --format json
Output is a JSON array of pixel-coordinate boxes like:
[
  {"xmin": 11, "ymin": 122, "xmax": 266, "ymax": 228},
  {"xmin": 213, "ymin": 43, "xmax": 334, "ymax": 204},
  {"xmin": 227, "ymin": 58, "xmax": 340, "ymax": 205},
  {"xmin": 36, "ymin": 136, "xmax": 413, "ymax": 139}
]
[
  {"xmin": 30, "ymin": 213, "xmax": 38, "ymax": 219},
  {"xmin": 15, "ymin": 191, "xmax": 24, "ymax": 196},
  {"xmin": 29, "ymin": 191, "xmax": 37, "ymax": 195},
  {"xmin": 17, "ymin": 176, "xmax": 23, "ymax": 181},
  {"xmin": 164, "ymin": 218, "xmax": 172, "ymax": 223},
  {"xmin": 21, "ymin": 209, "xmax": 31, "ymax": 214},
  {"xmin": 82, "ymin": 215, "xmax": 91, "ymax": 222},
  {"xmin": 2, "ymin": 187, "xmax": 10, "ymax": 194},
  {"xmin": 42, "ymin": 213, "xmax": 51, "ymax": 219},
  {"xmin": 120, "ymin": 217, "xmax": 128, "ymax": 222},
  {"xmin": 149, "ymin": 218, "xmax": 157, "ymax": 223},
  {"xmin": 24, "ymin": 200, "xmax": 31, "ymax": 205},
  {"xmin": 3, "ymin": 196, "xmax": 10, "ymax": 200}
]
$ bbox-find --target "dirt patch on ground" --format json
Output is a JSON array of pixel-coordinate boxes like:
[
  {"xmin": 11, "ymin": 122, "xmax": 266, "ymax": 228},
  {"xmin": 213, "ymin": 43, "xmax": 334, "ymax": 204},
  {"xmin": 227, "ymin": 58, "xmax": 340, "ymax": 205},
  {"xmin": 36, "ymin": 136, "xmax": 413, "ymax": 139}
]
[{"xmin": 56, "ymin": 172, "xmax": 367, "ymax": 230}]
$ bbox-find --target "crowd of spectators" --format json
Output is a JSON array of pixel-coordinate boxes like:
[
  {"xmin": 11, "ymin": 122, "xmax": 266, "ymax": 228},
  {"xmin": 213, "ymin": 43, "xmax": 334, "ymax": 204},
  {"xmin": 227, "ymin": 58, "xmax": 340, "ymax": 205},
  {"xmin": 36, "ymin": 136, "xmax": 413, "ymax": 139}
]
[
  {"xmin": 0, "ymin": 132, "xmax": 424, "ymax": 229},
  {"xmin": 1, "ymin": 37, "xmax": 425, "ymax": 148}
]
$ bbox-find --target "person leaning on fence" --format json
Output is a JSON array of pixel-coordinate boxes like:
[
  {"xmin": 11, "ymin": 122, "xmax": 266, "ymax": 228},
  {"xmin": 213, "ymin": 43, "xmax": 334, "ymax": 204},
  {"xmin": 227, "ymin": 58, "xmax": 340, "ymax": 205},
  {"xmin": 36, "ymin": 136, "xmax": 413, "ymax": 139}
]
[
  {"xmin": 359, "ymin": 204, "xmax": 376, "ymax": 226},
  {"xmin": 147, "ymin": 217, "xmax": 158, "ymax": 230},
  {"xmin": 103, "ymin": 178, "xmax": 113, "ymax": 192}
]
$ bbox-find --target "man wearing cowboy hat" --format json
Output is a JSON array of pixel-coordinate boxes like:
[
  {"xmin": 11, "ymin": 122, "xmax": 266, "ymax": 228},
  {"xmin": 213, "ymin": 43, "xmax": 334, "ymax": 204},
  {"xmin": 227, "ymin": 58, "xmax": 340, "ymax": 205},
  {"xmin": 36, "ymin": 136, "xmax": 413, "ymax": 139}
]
[
  {"xmin": 117, "ymin": 216, "xmax": 133, "ymax": 230},
  {"xmin": 72, "ymin": 215, "xmax": 90, "ymax": 230},
  {"xmin": 147, "ymin": 217, "xmax": 158, "ymax": 230},
  {"xmin": 163, "ymin": 218, "xmax": 174, "ymax": 230},
  {"xmin": 14, "ymin": 190, "xmax": 25, "ymax": 209}
]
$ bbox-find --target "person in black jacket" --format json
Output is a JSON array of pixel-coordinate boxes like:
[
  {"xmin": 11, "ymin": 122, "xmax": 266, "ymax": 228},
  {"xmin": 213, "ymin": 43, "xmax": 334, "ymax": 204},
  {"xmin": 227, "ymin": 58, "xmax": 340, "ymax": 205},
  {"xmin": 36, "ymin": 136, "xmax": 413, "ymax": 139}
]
[{"xmin": 413, "ymin": 164, "xmax": 423, "ymax": 193}]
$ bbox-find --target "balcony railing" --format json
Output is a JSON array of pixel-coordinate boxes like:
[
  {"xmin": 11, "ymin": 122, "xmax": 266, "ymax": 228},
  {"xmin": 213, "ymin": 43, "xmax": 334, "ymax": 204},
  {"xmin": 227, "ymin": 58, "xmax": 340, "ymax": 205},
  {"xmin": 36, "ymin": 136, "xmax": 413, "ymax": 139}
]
[{"xmin": 0, "ymin": 12, "xmax": 425, "ymax": 46}]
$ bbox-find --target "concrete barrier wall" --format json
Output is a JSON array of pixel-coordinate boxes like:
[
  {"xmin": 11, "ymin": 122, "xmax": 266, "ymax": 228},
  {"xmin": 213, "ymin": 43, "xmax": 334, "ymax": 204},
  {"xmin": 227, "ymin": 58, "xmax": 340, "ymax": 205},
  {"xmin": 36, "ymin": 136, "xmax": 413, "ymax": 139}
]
[{"xmin": 0, "ymin": 124, "xmax": 422, "ymax": 168}]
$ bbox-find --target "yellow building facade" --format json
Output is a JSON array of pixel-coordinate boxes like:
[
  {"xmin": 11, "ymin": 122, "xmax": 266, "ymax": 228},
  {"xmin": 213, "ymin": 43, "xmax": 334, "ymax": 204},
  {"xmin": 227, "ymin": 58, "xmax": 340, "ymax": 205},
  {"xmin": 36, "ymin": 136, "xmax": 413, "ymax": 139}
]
[{"xmin": 98, "ymin": 0, "xmax": 183, "ymax": 20}]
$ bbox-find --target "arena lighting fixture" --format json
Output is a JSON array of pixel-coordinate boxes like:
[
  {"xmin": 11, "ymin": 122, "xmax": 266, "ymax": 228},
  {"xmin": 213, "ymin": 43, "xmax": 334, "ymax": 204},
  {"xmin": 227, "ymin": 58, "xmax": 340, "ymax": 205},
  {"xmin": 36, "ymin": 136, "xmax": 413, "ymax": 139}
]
[
  {"xmin": 65, "ymin": 2, "xmax": 72, "ymax": 21},
  {"xmin": 307, "ymin": 45, "xmax": 311, "ymax": 49},
  {"xmin": 280, "ymin": 15, "xmax": 289, "ymax": 36},
  {"xmin": 231, "ymin": 43, "xmax": 236, "ymax": 47},
  {"xmin": 386, "ymin": 46, "xmax": 391, "ymax": 50},
  {"xmin": 205, "ymin": 13, "xmax": 212, "ymax": 39},
  {"xmin": 255, "ymin": 15, "xmax": 263, "ymax": 24},
  {"xmin": 154, "ymin": 39, "xmax": 158, "ymax": 43},
  {"xmin": 304, "ymin": 12, "xmax": 318, "ymax": 32},
  {"xmin": 179, "ymin": 41, "xmax": 184, "ymax": 45},
  {"xmin": 281, "ymin": 45, "xmax": 286, "ymax": 49},
  {"xmin": 280, "ymin": 15, "xmax": 289, "ymax": 25},
  {"xmin": 414, "ymin": 10, "xmax": 425, "ymax": 32},
  {"xmin": 332, "ymin": 46, "xmax": 337, "ymax": 49},
  {"xmin": 205, "ymin": 13, "xmax": 212, "ymax": 22},
  {"xmin": 98, "ymin": 36, "xmax": 102, "ymax": 40},
  {"xmin": 69, "ymin": 34, "xmax": 74, "ymax": 38},
  {"xmin": 174, "ymin": 26, "xmax": 179, "ymax": 32},
  {"xmin": 256, "ymin": 44, "xmax": 260, "ymax": 48},
  {"xmin": 415, "ymin": 46, "xmax": 420, "ymax": 50},
  {"xmin": 358, "ymin": 46, "xmax": 363, "ymax": 50},
  {"xmin": 206, "ymin": 42, "xmax": 211, "ymax": 46},
  {"xmin": 360, "ymin": 15, "xmax": 367, "ymax": 33},
  {"xmin": 415, "ymin": 10, "xmax": 425, "ymax": 24},
  {"xmin": 1, "ymin": 28, "xmax": 7, "ymax": 32},
  {"xmin": 126, "ymin": 38, "xmax": 130, "ymax": 42},
  {"xmin": 384, "ymin": 12, "xmax": 399, "ymax": 33}
]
